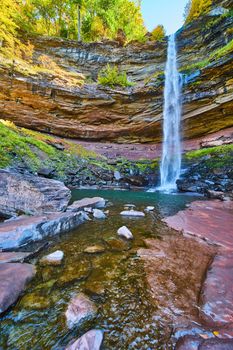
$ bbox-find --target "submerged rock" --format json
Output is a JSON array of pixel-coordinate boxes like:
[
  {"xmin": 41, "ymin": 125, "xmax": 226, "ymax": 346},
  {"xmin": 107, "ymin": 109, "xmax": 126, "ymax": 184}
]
[
  {"xmin": 40, "ymin": 250, "xmax": 64, "ymax": 266},
  {"xmin": 57, "ymin": 260, "xmax": 90, "ymax": 287},
  {"xmin": 120, "ymin": 210, "xmax": 145, "ymax": 217},
  {"xmin": 105, "ymin": 237, "xmax": 130, "ymax": 251},
  {"xmin": 84, "ymin": 245, "xmax": 105, "ymax": 254},
  {"xmin": 65, "ymin": 329, "xmax": 104, "ymax": 350},
  {"xmin": 0, "ymin": 170, "xmax": 71, "ymax": 217},
  {"xmin": 19, "ymin": 293, "xmax": 51, "ymax": 310},
  {"xmin": 117, "ymin": 226, "xmax": 134, "ymax": 240},
  {"xmin": 65, "ymin": 293, "xmax": 97, "ymax": 329},
  {"xmin": 0, "ymin": 263, "xmax": 36, "ymax": 314}
]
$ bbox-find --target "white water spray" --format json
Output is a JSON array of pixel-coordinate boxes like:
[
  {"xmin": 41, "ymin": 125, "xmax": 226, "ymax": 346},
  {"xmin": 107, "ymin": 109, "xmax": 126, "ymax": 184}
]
[{"xmin": 159, "ymin": 33, "xmax": 182, "ymax": 191}]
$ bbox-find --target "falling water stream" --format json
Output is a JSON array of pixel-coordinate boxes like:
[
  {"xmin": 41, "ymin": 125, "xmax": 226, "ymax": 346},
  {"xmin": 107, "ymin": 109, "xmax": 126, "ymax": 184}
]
[{"xmin": 160, "ymin": 34, "xmax": 182, "ymax": 191}]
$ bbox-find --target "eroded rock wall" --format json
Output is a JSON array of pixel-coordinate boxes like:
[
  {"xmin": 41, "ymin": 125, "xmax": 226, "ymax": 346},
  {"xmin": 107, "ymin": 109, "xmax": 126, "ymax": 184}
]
[{"xmin": 0, "ymin": 4, "xmax": 232, "ymax": 142}]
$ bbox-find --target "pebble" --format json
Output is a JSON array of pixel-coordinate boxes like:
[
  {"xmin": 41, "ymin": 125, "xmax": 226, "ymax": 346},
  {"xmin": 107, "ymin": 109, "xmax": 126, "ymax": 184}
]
[
  {"xmin": 93, "ymin": 209, "xmax": 106, "ymax": 219},
  {"xmin": 40, "ymin": 250, "xmax": 64, "ymax": 266},
  {"xmin": 117, "ymin": 226, "xmax": 134, "ymax": 240}
]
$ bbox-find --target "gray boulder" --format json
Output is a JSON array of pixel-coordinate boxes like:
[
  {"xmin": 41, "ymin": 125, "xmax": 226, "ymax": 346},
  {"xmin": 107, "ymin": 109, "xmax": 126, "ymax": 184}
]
[
  {"xmin": 0, "ymin": 169, "xmax": 71, "ymax": 217},
  {"xmin": 0, "ymin": 211, "xmax": 86, "ymax": 250}
]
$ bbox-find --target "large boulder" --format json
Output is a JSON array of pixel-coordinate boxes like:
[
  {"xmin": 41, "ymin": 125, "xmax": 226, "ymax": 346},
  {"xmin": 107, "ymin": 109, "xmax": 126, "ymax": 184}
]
[
  {"xmin": 0, "ymin": 170, "xmax": 71, "ymax": 217},
  {"xmin": 0, "ymin": 263, "xmax": 36, "ymax": 314}
]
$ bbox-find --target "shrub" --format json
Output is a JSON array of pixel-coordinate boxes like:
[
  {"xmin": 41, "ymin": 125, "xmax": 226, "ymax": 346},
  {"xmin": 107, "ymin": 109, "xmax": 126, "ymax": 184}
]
[{"xmin": 98, "ymin": 64, "xmax": 134, "ymax": 88}]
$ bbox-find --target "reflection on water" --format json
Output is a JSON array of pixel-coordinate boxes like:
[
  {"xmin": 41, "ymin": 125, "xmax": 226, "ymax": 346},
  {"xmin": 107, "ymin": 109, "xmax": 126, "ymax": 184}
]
[{"xmin": 0, "ymin": 190, "xmax": 202, "ymax": 350}]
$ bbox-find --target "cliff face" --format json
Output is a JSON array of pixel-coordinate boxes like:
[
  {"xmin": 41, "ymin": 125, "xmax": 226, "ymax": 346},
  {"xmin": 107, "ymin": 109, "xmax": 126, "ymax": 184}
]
[{"xmin": 0, "ymin": 2, "xmax": 232, "ymax": 143}]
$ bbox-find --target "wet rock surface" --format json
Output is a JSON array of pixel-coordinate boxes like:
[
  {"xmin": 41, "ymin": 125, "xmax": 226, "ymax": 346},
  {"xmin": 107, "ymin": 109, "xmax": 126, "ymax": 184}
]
[
  {"xmin": 175, "ymin": 336, "xmax": 233, "ymax": 350},
  {"xmin": 138, "ymin": 235, "xmax": 216, "ymax": 324},
  {"xmin": 0, "ymin": 170, "xmax": 71, "ymax": 217},
  {"xmin": 164, "ymin": 200, "xmax": 233, "ymax": 345},
  {"xmin": 0, "ymin": 263, "xmax": 35, "ymax": 314},
  {"xmin": 164, "ymin": 200, "xmax": 233, "ymax": 248}
]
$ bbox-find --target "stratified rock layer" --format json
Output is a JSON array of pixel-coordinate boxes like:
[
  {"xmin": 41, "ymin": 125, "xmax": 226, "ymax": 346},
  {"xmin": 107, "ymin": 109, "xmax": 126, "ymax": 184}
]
[
  {"xmin": 0, "ymin": 170, "xmax": 71, "ymax": 217},
  {"xmin": 0, "ymin": 9, "xmax": 232, "ymax": 142}
]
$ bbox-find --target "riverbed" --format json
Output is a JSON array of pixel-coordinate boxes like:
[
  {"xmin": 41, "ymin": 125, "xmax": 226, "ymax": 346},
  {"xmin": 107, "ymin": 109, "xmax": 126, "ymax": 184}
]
[{"xmin": 0, "ymin": 189, "xmax": 203, "ymax": 350}]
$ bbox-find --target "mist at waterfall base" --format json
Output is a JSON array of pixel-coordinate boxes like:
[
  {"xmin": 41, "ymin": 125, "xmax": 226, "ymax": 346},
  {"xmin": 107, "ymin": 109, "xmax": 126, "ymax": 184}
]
[{"xmin": 150, "ymin": 34, "xmax": 182, "ymax": 193}]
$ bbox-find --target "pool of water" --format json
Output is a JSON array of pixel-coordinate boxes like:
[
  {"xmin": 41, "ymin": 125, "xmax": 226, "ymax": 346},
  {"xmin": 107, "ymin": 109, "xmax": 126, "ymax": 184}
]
[{"xmin": 0, "ymin": 190, "xmax": 203, "ymax": 350}]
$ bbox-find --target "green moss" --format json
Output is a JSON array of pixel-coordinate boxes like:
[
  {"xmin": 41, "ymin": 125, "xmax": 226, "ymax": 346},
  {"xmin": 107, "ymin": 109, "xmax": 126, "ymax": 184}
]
[
  {"xmin": 0, "ymin": 120, "xmax": 103, "ymax": 179},
  {"xmin": 185, "ymin": 144, "xmax": 233, "ymax": 170},
  {"xmin": 180, "ymin": 39, "xmax": 233, "ymax": 74},
  {"xmin": 185, "ymin": 144, "xmax": 233, "ymax": 159}
]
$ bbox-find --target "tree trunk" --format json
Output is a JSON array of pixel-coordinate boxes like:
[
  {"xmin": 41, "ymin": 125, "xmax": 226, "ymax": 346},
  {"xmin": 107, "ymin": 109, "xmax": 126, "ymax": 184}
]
[{"xmin": 78, "ymin": 4, "xmax": 81, "ymax": 41}]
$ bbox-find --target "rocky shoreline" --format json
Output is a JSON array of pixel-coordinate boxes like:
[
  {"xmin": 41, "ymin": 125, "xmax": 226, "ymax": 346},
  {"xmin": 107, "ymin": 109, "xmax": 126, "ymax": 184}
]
[
  {"xmin": 0, "ymin": 169, "xmax": 107, "ymax": 324},
  {"xmin": 139, "ymin": 199, "xmax": 233, "ymax": 349},
  {"xmin": 0, "ymin": 166, "xmax": 232, "ymax": 349}
]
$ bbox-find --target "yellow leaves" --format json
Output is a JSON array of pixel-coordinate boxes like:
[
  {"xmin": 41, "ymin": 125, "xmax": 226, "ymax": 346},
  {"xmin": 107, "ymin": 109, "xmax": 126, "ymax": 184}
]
[
  {"xmin": 151, "ymin": 25, "xmax": 165, "ymax": 42},
  {"xmin": 185, "ymin": 0, "xmax": 212, "ymax": 23}
]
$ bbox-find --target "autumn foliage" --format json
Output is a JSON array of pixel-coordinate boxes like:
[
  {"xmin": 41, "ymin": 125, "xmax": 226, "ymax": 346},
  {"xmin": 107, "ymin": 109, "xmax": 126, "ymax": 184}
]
[
  {"xmin": 185, "ymin": 0, "xmax": 213, "ymax": 23},
  {"xmin": 151, "ymin": 25, "xmax": 165, "ymax": 41}
]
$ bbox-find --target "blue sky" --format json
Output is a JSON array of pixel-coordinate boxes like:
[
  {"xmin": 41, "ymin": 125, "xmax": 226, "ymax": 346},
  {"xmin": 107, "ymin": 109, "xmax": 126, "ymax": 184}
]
[{"xmin": 141, "ymin": 0, "xmax": 188, "ymax": 35}]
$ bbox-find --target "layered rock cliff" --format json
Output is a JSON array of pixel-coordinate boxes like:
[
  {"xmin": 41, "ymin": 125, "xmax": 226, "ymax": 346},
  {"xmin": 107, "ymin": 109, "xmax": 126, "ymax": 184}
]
[{"xmin": 0, "ymin": 1, "xmax": 232, "ymax": 143}]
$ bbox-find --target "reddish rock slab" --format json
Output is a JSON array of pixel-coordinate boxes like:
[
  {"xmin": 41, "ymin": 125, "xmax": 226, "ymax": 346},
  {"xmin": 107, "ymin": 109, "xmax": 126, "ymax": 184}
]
[
  {"xmin": 164, "ymin": 200, "xmax": 233, "ymax": 344},
  {"xmin": 137, "ymin": 235, "xmax": 216, "ymax": 324},
  {"xmin": 175, "ymin": 336, "xmax": 233, "ymax": 350},
  {"xmin": 65, "ymin": 329, "xmax": 104, "ymax": 350},
  {"xmin": 163, "ymin": 200, "xmax": 233, "ymax": 249},
  {"xmin": 200, "ymin": 249, "xmax": 233, "ymax": 330},
  {"xmin": 0, "ymin": 252, "xmax": 31, "ymax": 264},
  {"xmin": 0, "ymin": 263, "xmax": 36, "ymax": 314}
]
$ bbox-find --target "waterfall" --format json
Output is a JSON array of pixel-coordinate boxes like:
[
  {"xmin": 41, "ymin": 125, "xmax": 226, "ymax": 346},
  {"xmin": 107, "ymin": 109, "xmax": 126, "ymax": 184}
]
[{"xmin": 159, "ymin": 33, "xmax": 182, "ymax": 191}]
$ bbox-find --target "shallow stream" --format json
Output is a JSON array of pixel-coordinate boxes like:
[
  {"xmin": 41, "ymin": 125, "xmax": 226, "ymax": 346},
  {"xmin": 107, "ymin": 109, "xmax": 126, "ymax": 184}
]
[{"xmin": 0, "ymin": 189, "xmax": 202, "ymax": 350}]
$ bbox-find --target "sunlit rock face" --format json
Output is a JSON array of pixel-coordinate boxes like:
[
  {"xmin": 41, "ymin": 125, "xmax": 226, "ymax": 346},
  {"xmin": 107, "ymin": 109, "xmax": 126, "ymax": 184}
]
[{"xmin": 0, "ymin": 1, "xmax": 232, "ymax": 142}]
